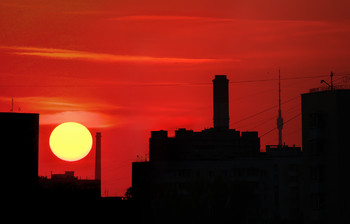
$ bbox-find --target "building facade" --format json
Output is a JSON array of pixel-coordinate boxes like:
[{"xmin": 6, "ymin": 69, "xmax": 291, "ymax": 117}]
[
  {"xmin": 301, "ymin": 89, "xmax": 350, "ymax": 224},
  {"xmin": 0, "ymin": 112, "xmax": 39, "ymax": 202},
  {"xmin": 38, "ymin": 171, "xmax": 101, "ymax": 201},
  {"xmin": 132, "ymin": 75, "xmax": 304, "ymax": 222},
  {"xmin": 133, "ymin": 129, "xmax": 270, "ymax": 222},
  {"xmin": 132, "ymin": 77, "xmax": 349, "ymax": 223}
]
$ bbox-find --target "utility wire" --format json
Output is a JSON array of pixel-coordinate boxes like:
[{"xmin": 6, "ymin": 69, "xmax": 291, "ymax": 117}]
[
  {"xmin": 246, "ymin": 104, "xmax": 300, "ymax": 131},
  {"xmin": 259, "ymin": 113, "xmax": 301, "ymax": 138},
  {"xmin": 231, "ymin": 73, "xmax": 337, "ymax": 129},
  {"xmin": 231, "ymin": 95, "xmax": 299, "ymax": 126},
  {"xmin": 228, "ymin": 75, "xmax": 328, "ymax": 84},
  {"xmin": 0, "ymin": 74, "xmax": 332, "ymax": 88}
]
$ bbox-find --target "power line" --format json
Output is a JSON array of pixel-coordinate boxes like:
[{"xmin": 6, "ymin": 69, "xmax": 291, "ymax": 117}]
[
  {"xmin": 228, "ymin": 74, "xmax": 328, "ymax": 84},
  {"xmin": 250, "ymin": 72, "xmax": 349, "ymax": 133},
  {"xmin": 230, "ymin": 73, "xmax": 333, "ymax": 129},
  {"xmin": 238, "ymin": 73, "xmax": 349, "ymax": 139},
  {"xmin": 259, "ymin": 113, "xmax": 301, "ymax": 138},
  {"xmin": 0, "ymin": 74, "xmax": 331, "ymax": 88},
  {"xmin": 231, "ymin": 95, "xmax": 299, "ymax": 126},
  {"xmin": 246, "ymin": 104, "xmax": 300, "ymax": 131}
]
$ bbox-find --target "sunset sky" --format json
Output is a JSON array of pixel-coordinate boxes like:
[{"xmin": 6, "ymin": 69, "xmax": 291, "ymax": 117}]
[{"xmin": 1, "ymin": 0, "xmax": 350, "ymax": 196}]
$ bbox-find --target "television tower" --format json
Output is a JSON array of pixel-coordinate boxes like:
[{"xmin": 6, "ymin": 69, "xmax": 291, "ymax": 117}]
[{"xmin": 277, "ymin": 69, "xmax": 283, "ymax": 147}]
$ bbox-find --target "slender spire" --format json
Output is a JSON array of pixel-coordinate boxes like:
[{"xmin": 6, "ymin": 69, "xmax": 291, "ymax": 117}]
[
  {"xmin": 320, "ymin": 71, "xmax": 334, "ymax": 91},
  {"xmin": 330, "ymin": 71, "xmax": 333, "ymax": 91},
  {"xmin": 10, "ymin": 98, "xmax": 14, "ymax": 112},
  {"xmin": 279, "ymin": 69, "xmax": 281, "ymax": 114},
  {"xmin": 277, "ymin": 69, "xmax": 284, "ymax": 147}
]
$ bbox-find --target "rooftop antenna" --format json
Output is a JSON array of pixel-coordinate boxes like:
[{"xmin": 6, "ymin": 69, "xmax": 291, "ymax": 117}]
[
  {"xmin": 10, "ymin": 98, "xmax": 14, "ymax": 112},
  {"xmin": 320, "ymin": 72, "xmax": 334, "ymax": 90},
  {"xmin": 277, "ymin": 69, "xmax": 283, "ymax": 147},
  {"xmin": 9, "ymin": 98, "xmax": 21, "ymax": 112}
]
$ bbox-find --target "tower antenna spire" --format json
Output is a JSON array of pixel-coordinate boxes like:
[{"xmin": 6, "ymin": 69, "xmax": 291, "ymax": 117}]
[
  {"xmin": 277, "ymin": 69, "xmax": 284, "ymax": 147},
  {"xmin": 320, "ymin": 71, "xmax": 334, "ymax": 91},
  {"xmin": 10, "ymin": 98, "xmax": 14, "ymax": 112}
]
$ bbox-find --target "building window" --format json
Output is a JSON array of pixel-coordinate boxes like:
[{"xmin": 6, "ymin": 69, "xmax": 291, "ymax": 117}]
[
  {"xmin": 288, "ymin": 164, "xmax": 298, "ymax": 173},
  {"xmin": 178, "ymin": 169, "xmax": 191, "ymax": 178},
  {"xmin": 247, "ymin": 168, "xmax": 259, "ymax": 177},
  {"xmin": 311, "ymin": 193, "xmax": 325, "ymax": 210},
  {"xmin": 289, "ymin": 175, "xmax": 299, "ymax": 183},
  {"xmin": 310, "ymin": 112, "xmax": 324, "ymax": 129},
  {"xmin": 310, "ymin": 165, "xmax": 326, "ymax": 182},
  {"xmin": 307, "ymin": 140, "xmax": 325, "ymax": 154}
]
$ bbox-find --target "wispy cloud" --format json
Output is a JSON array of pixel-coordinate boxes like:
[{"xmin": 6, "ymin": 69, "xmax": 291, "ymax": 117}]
[
  {"xmin": 0, "ymin": 96, "xmax": 123, "ymax": 128},
  {"xmin": 110, "ymin": 15, "xmax": 234, "ymax": 22},
  {"xmin": 1, "ymin": 96, "xmax": 123, "ymax": 112},
  {"xmin": 1, "ymin": 46, "xmax": 238, "ymax": 63},
  {"xmin": 40, "ymin": 111, "xmax": 119, "ymax": 128}
]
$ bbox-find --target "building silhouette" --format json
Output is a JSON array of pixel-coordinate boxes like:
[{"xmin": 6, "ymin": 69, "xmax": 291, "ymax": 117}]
[
  {"xmin": 265, "ymin": 144, "xmax": 302, "ymax": 222},
  {"xmin": 38, "ymin": 171, "xmax": 100, "ymax": 201},
  {"xmin": 132, "ymin": 75, "xmax": 304, "ymax": 222},
  {"xmin": 0, "ymin": 113, "xmax": 131, "ymax": 220},
  {"xmin": 37, "ymin": 132, "xmax": 102, "ymax": 201},
  {"xmin": 301, "ymin": 89, "xmax": 350, "ymax": 224},
  {"xmin": 2, "ymin": 75, "xmax": 349, "ymax": 223},
  {"xmin": 213, "ymin": 75, "xmax": 229, "ymax": 130},
  {"xmin": 1, "ymin": 112, "xmax": 39, "ymax": 203}
]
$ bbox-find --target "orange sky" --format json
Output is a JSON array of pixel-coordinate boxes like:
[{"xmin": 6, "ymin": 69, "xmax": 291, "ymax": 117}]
[{"xmin": 1, "ymin": 0, "xmax": 350, "ymax": 196}]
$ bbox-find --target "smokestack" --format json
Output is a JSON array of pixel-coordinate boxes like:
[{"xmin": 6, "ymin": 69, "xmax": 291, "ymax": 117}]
[
  {"xmin": 213, "ymin": 75, "xmax": 229, "ymax": 130},
  {"xmin": 95, "ymin": 132, "xmax": 101, "ymax": 181}
]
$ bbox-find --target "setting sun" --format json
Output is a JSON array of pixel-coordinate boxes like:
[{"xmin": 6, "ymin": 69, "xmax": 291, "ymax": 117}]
[{"xmin": 49, "ymin": 122, "xmax": 93, "ymax": 162}]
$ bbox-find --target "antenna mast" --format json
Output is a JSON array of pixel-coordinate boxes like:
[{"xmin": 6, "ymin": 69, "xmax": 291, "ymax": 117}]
[
  {"xmin": 320, "ymin": 72, "xmax": 334, "ymax": 91},
  {"xmin": 277, "ymin": 69, "xmax": 284, "ymax": 147},
  {"xmin": 331, "ymin": 71, "xmax": 333, "ymax": 91},
  {"xmin": 10, "ymin": 98, "xmax": 14, "ymax": 112}
]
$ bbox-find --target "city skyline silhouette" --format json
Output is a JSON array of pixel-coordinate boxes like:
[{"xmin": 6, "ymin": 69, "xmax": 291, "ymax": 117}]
[
  {"xmin": 2, "ymin": 74, "xmax": 349, "ymax": 223},
  {"xmin": 1, "ymin": 1, "xmax": 350, "ymax": 214}
]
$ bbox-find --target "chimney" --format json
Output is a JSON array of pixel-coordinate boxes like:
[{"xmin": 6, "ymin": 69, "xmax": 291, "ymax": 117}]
[
  {"xmin": 95, "ymin": 132, "xmax": 101, "ymax": 181},
  {"xmin": 213, "ymin": 75, "xmax": 229, "ymax": 130}
]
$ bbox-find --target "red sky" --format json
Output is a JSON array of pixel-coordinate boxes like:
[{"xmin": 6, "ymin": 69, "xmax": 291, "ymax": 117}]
[{"xmin": 1, "ymin": 0, "xmax": 350, "ymax": 196}]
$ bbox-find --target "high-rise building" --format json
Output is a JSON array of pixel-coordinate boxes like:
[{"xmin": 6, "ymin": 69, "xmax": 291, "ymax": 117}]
[
  {"xmin": 133, "ymin": 75, "xmax": 268, "ymax": 222},
  {"xmin": 301, "ymin": 89, "xmax": 350, "ymax": 223},
  {"xmin": 132, "ymin": 75, "xmax": 350, "ymax": 223},
  {"xmin": 0, "ymin": 112, "xmax": 39, "ymax": 200}
]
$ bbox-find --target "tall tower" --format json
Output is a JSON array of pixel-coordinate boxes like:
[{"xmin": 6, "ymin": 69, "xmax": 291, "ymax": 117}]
[
  {"xmin": 213, "ymin": 75, "xmax": 229, "ymax": 130},
  {"xmin": 95, "ymin": 132, "xmax": 101, "ymax": 181},
  {"xmin": 277, "ymin": 69, "xmax": 283, "ymax": 146}
]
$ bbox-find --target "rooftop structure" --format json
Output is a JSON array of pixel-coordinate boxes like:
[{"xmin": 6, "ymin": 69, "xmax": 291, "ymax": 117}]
[{"xmin": 38, "ymin": 171, "xmax": 101, "ymax": 201}]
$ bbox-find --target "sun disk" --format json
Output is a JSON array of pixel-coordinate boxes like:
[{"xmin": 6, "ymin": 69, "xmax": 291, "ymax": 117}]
[{"xmin": 49, "ymin": 122, "xmax": 93, "ymax": 162}]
